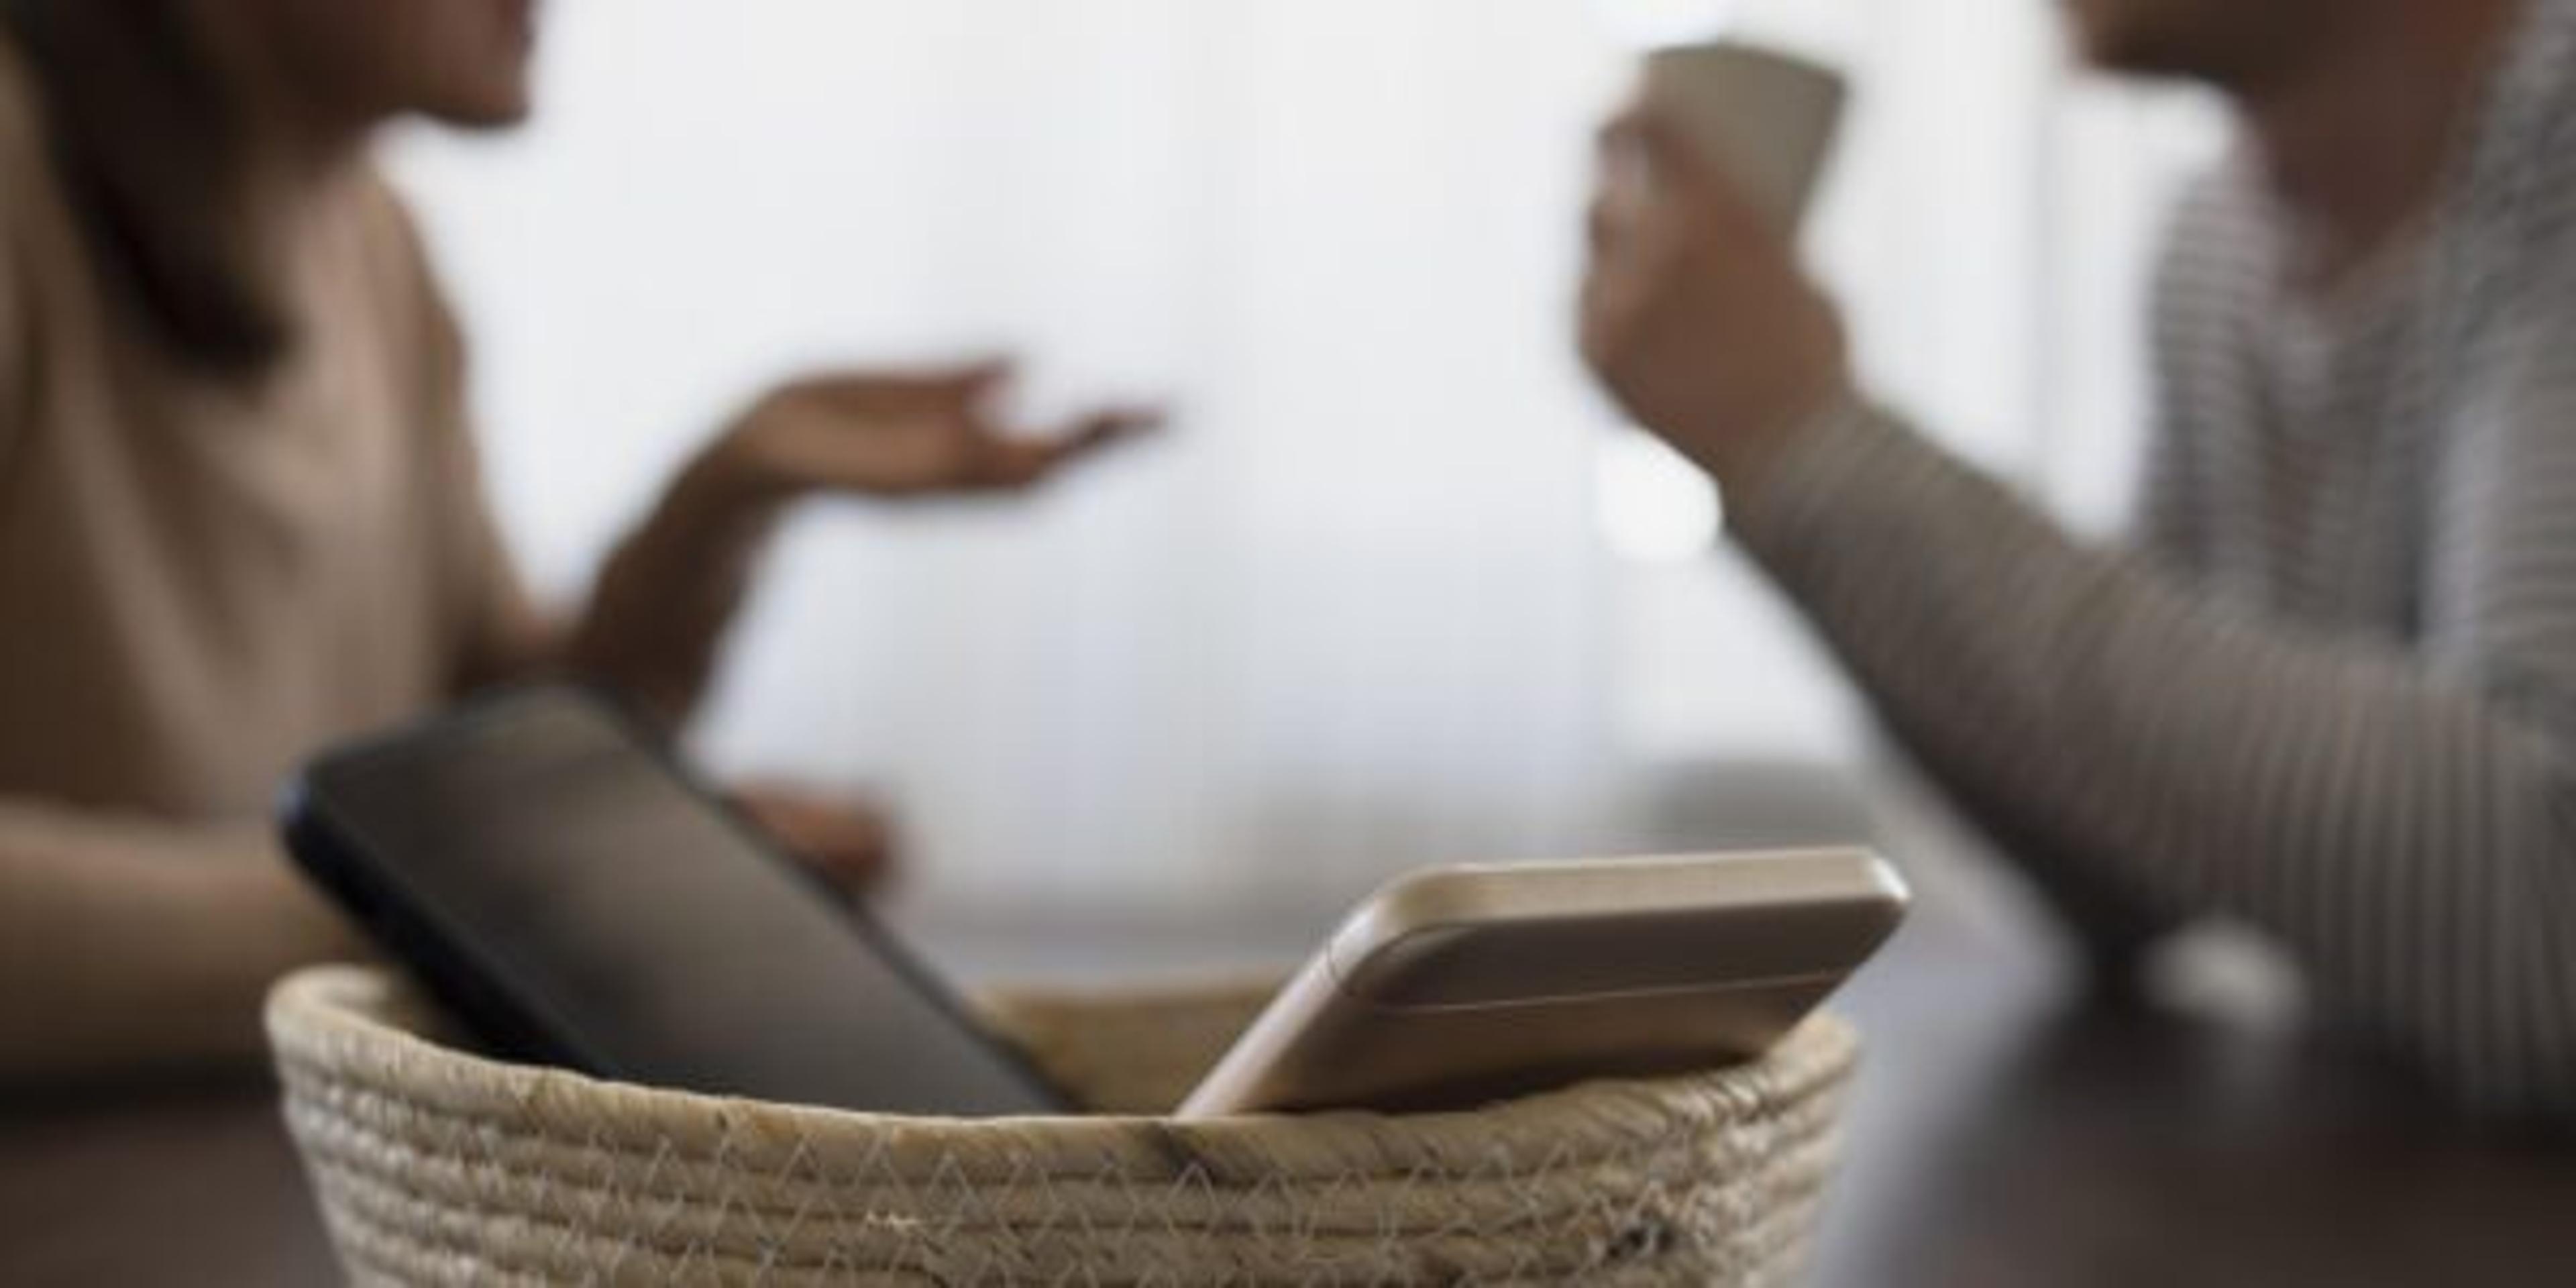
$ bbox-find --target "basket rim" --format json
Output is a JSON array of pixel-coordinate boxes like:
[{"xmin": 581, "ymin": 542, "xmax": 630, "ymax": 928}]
[{"xmin": 266, "ymin": 963, "xmax": 1858, "ymax": 1151}]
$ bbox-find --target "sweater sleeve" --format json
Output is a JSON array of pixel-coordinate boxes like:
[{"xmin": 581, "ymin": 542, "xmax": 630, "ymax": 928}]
[
  {"xmin": 1728, "ymin": 346, "xmax": 2576, "ymax": 1114},
  {"xmin": 1902, "ymin": 184, "xmax": 2241, "ymax": 968},
  {"xmin": 0, "ymin": 799, "xmax": 364, "ymax": 1085}
]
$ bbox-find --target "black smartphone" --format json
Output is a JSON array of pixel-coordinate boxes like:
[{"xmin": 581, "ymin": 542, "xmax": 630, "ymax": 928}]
[{"xmin": 280, "ymin": 685, "xmax": 1068, "ymax": 1117}]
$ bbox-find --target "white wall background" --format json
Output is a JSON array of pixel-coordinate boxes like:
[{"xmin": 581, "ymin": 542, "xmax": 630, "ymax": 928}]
[{"xmin": 392, "ymin": 0, "xmax": 2224, "ymax": 923}]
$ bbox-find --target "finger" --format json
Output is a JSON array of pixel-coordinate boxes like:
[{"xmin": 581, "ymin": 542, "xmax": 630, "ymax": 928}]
[
  {"xmin": 1587, "ymin": 120, "xmax": 1661, "ymax": 261},
  {"xmin": 807, "ymin": 816, "xmax": 898, "ymax": 892},
  {"xmin": 1026, "ymin": 407, "xmax": 1168, "ymax": 477},
  {"xmin": 1595, "ymin": 101, "xmax": 1648, "ymax": 159},
  {"xmin": 1578, "ymin": 260, "xmax": 1623, "ymax": 360},
  {"xmin": 809, "ymin": 357, "xmax": 1016, "ymax": 415},
  {"xmin": 1587, "ymin": 175, "xmax": 1674, "ymax": 296},
  {"xmin": 733, "ymin": 787, "xmax": 900, "ymax": 890},
  {"xmin": 1587, "ymin": 175, "xmax": 1660, "ymax": 261},
  {"xmin": 1587, "ymin": 187, "xmax": 1617, "ymax": 259},
  {"xmin": 885, "ymin": 356, "xmax": 1014, "ymax": 397},
  {"xmin": 1578, "ymin": 193, "xmax": 1681, "ymax": 368},
  {"xmin": 965, "ymin": 436, "xmax": 1062, "ymax": 490},
  {"xmin": 959, "ymin": 409, "xmax": 1159, "ymax": 492},
  {"xmin": 941, "ymin": 356, "xmax": 1016, "ymax": 405},
  {"xmin": 1629, "ymin": 111, "xmax": 1717, "ymax": 197},
  {"xmin": 1057, "ymin": 405, "xmax": 1167, "ymax": 453},
  {"xmin": 1578, "ymin": 256, "xmax": 1650, "ymax": 374},
  {"xmin": 1629, "ymin": 113, "xmax": 1772, "ymax": 245}
]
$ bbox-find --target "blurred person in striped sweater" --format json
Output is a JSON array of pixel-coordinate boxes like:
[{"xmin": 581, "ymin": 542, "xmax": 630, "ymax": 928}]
[{"xmin": 1584, "ymin": 0, "xmax": 2576, "ymax": 1116}]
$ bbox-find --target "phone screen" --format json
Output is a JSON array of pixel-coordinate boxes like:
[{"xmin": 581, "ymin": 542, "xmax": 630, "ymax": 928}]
[{"xmin": 290, "ymin": 689, "xmax": 1064, "ymax": 1117}]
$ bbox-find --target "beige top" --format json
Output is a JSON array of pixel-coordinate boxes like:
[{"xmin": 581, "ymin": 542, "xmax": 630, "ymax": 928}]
[
  {"xmin": 0, "ymin": 38, "xmax": 559, "ymax": 1081},
  {"xmin": 0, "ymin": 41, "xmax": 537, "ymax": 824}
]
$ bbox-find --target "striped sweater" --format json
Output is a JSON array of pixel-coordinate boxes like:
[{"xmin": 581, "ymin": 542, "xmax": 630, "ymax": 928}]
[{"xmin": 1732, "ymin": 0, "xmax": 2576, "ymax": 1116}]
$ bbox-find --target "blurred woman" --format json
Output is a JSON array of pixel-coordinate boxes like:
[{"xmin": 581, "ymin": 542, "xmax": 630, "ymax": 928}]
[{"xmin": 0, "ymin": 0, "xmax": 1150, "ymax": 1082}]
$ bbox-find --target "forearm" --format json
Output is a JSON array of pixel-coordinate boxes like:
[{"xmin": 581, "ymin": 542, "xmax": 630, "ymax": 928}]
[
  {"xmin": 0, "ymin": 802, "xmax": 363, "ymax": 1087},
  {"xmin": 539, "ymin": 364, "xmax": 1152, "ymax": 724},
  {"xmin": 565, "ymin": 450, "xmax": 785, "ymax": 728},
  {"xmin": 1898, "ymin": 737, "xmax": 2188, "ymax": 973},
  {"xmin": 1732, "ymin": 399, "xmax": 2576, "ymax": 1108}
]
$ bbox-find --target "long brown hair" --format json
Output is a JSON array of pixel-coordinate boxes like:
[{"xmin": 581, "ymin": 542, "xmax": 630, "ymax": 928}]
[{"xmin": 1, "ymin": 0, "xmax": 290, "ymax": 376}]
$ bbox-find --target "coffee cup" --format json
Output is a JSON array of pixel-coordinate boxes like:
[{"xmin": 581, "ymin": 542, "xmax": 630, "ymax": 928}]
[{"xmin": 1640, "ymin": 43, "xmax": 1847, "ymax": 231}]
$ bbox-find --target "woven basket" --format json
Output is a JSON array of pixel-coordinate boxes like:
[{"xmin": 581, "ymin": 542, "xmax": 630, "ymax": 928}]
[{"xmin": 266, "ymin": 965, "xmax": 1857, "ymax": 1285}]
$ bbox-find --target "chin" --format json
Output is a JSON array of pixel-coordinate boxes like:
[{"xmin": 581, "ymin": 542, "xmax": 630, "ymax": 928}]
[
  {"xmin": 2060, "ymin": 0, "xmax": 2285, "ymax": 83},
  {"xmin": 2065, "ymin": 11, "xmax": 2181, "ymax": 75},
  {"xmin": 2070, "ymin": 27, "xmax": 2182, "ymax": 76},
  {"xmin": 422, "ymin": 80, "xmax": 535, "ymax": 131},
  {"xmin": 429, "ymin": 100, "xmax": 533, "ymax": 131}
]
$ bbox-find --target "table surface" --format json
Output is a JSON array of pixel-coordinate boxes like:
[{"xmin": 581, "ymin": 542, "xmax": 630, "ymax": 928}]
[{"xmin": 7, "ymin": 901, "xmax": 2576, "ymax": 1287}]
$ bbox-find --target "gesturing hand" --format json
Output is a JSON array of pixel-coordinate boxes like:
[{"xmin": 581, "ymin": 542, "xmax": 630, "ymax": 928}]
[
  {"xmin": 1579, "ymin": 105, "xmax": 1852, "ymax": 497},
  {"xmin": 704, "ymin": 360, "xmax": 1162, "ymax": 508},
  {"xmin": 730, "ymin": 784, "xmax": 899, "ymax": 900}
]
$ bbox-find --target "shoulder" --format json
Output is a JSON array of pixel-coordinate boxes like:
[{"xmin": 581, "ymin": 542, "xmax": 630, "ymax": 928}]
[
  {"xmin": 2149, "ymin": 160, "xmax": 2272, "ymax": 337},
  {"xmin": 2477, "ymin": 280, "xmax": 2576, "ymax": 435},
  {"xmin": 346, "ymin": 171, "xmax": 450, "ymax": 321},
  {"xmin": 2436, "ymin": 260, "xmax": 2576, "ymax": 543},
  {"xmin": 343, "ymin": 170, "xmax": 471, "ymax": 408},
  {"xmin": 2142, "ymin": 160, "xmax": 2271, "ymax": 447}
]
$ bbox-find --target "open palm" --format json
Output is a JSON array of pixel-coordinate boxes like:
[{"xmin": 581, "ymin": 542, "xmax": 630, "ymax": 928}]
[{"xmin": 724, "ymin": 360, "xmax": 1159, "ymax": 501}]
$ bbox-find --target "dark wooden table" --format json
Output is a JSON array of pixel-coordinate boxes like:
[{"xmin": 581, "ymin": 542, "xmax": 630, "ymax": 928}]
[{"xmin": 7, "ymin": 902, "xmax": 2575, "ymax": 1286}]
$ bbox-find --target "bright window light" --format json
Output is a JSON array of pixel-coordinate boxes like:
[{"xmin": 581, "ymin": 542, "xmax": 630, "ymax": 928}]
[
  {"xmin": 1595, "ymin": 430, "xmax": 1722, "ymax": 564},
  {"xmin": 1588, "ymin": 0, "xmax": 1740, "ymax": 48}
]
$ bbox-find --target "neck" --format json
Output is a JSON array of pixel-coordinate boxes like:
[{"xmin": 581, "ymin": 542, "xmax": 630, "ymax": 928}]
[
  {"xmin": 177, "ymin": 0, "xmax": 377, "ymax": 244},
  {"xmin": 2230, "ymin": 0, "xmax": 2522, "ymax": 289}
]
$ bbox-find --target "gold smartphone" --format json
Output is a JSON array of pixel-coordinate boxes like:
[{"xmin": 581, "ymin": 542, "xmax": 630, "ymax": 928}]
[{"xmin": 1176, "ymin": 849, "xmax": 1907, "ymax": 1118}]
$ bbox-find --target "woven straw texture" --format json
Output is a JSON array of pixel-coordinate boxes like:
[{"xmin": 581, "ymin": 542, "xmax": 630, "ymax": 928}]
[{"xmin": 267, "ymin": 965, "xmax": 1857, "ymax": 1286}]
